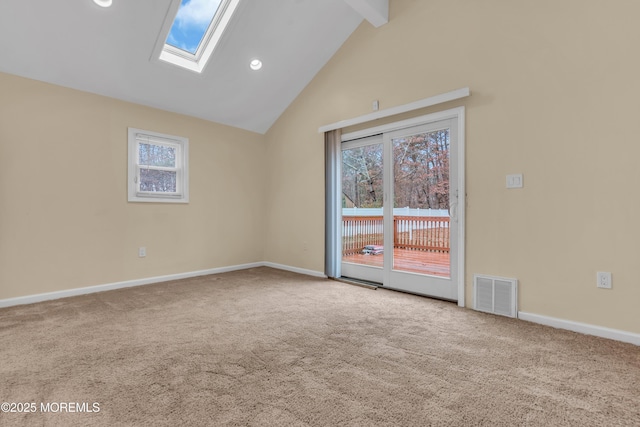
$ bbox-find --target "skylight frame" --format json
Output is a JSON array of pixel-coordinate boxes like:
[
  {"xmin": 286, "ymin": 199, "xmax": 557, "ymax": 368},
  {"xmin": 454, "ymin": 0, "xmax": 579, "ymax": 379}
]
[{"xmin": 157, "ymin": 0, "xmax": 241, "ymax": 73}]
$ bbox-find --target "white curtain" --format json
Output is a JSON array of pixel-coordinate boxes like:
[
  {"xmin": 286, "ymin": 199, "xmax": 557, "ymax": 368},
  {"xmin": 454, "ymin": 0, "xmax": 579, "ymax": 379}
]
[{"xmin": 324, "ymin": 129, "xmax": 342, "ymax": 278}]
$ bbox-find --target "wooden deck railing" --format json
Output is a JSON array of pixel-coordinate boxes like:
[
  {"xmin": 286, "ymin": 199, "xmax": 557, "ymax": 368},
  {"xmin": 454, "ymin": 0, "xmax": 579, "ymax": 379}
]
[
  {"xmin": 342, "ymin": 215, "xmax": 450, "ymax": 255},
  {"xmin": 394, "ymin": 216, "xmax": 450, "ymax": 253},
  {"xmin": 342, "ymin": 216, "xmax": 384, "ymax": 255}
]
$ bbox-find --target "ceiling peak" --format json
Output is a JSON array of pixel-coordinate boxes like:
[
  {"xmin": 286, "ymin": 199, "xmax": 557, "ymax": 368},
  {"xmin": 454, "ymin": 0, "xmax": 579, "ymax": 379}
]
[{"xmin": 344, "ymin": 0, "xmax": 388, "ymax": 28}]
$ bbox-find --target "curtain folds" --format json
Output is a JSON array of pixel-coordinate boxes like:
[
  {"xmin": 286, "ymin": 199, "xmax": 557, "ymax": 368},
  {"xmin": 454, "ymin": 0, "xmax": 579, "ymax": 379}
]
[{"xmin": 324, "ymin": 129, "xmax": 341, "ymax": 278}]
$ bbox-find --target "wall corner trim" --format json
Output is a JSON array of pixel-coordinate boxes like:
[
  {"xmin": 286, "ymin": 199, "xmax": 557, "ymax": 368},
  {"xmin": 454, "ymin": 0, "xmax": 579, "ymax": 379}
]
[{"xmin": 518, "ymin": 311, "xmax": 640, "ymax": 346}]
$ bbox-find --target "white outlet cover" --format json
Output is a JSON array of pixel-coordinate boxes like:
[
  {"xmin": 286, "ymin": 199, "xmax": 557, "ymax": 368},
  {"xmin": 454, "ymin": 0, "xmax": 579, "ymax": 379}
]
[{"xmin": 596, "ymin": 271, "xmax": 612, "ymax": 289}]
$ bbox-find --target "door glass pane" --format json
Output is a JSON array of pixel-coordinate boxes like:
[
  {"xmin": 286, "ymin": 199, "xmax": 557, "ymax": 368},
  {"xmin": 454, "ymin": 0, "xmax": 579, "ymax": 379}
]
[
  {"xmin": 392, "ymin": 129, "xmax": 450, "ymax": 277},
  {"xmin": 341, "ymin": 143, "xmax": 384, "ymax": 267}
]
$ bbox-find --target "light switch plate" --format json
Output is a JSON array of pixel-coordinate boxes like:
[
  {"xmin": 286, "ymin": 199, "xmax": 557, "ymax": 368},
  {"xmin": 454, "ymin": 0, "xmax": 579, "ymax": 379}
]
[{"xmin": 506, "ymin": 174, "xmax": 523, "ymax": 189}]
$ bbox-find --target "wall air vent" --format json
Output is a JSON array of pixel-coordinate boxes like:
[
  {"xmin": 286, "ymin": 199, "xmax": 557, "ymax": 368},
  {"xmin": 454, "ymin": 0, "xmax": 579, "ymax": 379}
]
[{"xmin": 473, "ymin": 275, "xmax": 518, "ymax": 318}]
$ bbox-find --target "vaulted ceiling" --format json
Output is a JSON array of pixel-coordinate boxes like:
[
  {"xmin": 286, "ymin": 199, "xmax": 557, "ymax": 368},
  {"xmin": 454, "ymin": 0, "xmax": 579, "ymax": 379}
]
[{"xmin": 0, "ymin": 0, "xmax": 388, "ymax": 134}]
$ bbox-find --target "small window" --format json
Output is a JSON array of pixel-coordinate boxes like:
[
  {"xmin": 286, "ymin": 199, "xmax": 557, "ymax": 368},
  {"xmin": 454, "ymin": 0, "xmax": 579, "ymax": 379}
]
[{"xmin": 128, "ymin": 128, "xmax": 189, "ymax": 203}]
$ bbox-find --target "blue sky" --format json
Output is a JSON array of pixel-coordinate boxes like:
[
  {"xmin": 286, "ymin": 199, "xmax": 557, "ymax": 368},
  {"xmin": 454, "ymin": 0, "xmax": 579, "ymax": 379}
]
[{"xmin": 166, "ymin": 0, "xmax": 222, "ymax": 54}]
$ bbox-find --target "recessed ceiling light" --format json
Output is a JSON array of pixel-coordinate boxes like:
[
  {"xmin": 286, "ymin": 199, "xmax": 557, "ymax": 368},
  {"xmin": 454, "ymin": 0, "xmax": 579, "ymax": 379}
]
[
  {"xmin": 249, "ymin": 59, "xmax": 263, "ymax": 71},
  {"xmin": 93, "ymin": 0, "xmax": 112, "ymax": 8}
]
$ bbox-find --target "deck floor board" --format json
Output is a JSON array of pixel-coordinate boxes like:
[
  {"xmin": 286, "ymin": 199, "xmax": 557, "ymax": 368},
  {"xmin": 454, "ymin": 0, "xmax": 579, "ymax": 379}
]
[{"xmin": 343, "ymin": 248, "xmax": 450, "ymax": 277}]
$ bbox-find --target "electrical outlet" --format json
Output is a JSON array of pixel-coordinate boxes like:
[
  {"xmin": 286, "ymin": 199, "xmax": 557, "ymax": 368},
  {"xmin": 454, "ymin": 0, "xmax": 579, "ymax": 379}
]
[
  {"xmin": 596, "ymin": 271, "xmax": 611, "ymax": 289},
  {"xmin": 138, "ymin": 247, "xmax": 146, "ymax": 258}
]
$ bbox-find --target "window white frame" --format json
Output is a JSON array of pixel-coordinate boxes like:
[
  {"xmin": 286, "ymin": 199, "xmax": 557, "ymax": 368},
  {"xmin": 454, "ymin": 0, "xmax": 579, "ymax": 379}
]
[
  {"xmin": 128, "ymin": 127, "xmax": 189, "ymax": 203},
  {"xmin": 154, "ymin": 0, "xmax": 241, "ymax": 73}
]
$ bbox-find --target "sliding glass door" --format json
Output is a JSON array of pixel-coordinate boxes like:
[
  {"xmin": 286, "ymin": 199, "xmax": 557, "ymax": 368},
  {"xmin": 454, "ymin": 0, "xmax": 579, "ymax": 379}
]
[
  {"xmin": 384, "ymin": 119, "xmax": 458, "ymax": 300},
  {"xmin": 340, "ymin": 135, "xmax": 384, "ymax": 284},
  {"xmin": 340, "ymin": 115, "xmax": 461, "ymax": 301}
]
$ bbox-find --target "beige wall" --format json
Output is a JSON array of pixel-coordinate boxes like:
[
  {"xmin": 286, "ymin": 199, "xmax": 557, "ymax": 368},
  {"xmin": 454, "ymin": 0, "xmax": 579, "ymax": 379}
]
[
  {"xmin": 0, "ymin": 73, "xmax": 266, "ymax": 300},
  {"xmin": 264, "ymin": 0, "xmax": 640, "ymax": 334},
  {"xmin": 2, "ymin": 0, "xmax": 638, "ymax": 336}
]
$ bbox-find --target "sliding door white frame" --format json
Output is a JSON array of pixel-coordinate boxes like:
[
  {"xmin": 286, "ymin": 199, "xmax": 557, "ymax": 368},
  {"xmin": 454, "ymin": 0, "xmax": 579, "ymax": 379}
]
[{"xmin": 338, "ymin": 107, "xmax": 466, "ymax": 307}]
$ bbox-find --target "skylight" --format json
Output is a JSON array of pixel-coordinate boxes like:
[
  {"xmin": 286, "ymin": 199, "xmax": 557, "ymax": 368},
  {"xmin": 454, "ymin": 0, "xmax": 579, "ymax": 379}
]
[
  {"xmin": 167, "ymin": 0, "xmax": 222, "ymax": 55},
  {"xmin": 159, "ymin": 0, "xmax": 240, "ymax": 73}
]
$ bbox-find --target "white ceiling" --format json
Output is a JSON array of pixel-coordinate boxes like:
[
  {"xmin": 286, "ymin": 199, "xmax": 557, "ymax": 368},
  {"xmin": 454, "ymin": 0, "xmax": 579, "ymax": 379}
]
[{"xmin": 0, "ymin": 0, "xmax": 378, "ymax": 134}]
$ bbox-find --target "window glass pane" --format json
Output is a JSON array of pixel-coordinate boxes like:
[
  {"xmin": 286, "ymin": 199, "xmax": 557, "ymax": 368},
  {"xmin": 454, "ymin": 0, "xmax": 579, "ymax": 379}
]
[
  {"xmin": 342, "ymin": 145, "xmax": 383, "ymax": 209},
  {"xmin": 393, "ymin": 129, "xmax": 449, "ymax": 209},
  {"xmin": 140, "ymin": 169, "xmax": 177, "ymax": 193},
  {"xmin": 166, "ymin": 0, "xmax": 223, "ymax": 54},
  {"xmin": 139, "ymin": 143, "xmax": 176, "ymax": 168}
]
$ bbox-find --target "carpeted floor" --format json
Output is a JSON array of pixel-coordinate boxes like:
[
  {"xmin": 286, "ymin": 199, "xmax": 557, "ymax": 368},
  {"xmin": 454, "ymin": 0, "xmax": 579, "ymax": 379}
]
[{"xmin": 0, "ymin": 267, "xmax": 638, "ymax": 426}]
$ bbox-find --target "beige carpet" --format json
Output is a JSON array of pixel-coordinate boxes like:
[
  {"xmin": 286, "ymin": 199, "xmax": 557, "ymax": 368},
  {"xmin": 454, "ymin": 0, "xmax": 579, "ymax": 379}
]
[{"xmin": 0, "ymin": 267, "xmax": 638, "ymax": 426}]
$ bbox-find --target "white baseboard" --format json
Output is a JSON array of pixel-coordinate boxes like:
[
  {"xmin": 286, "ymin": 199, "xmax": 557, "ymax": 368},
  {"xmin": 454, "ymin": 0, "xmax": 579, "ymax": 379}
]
[
  {"xmin": 518, "ymin": 311, "xmax": 640, "ymax": 346},
  {"xmin": 0, "ymin": 261, "xmax": 312, "ymax": 308},
  {"xmin": 262, "ymin": 262, "xmax": 327, "ymax": 278}
]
